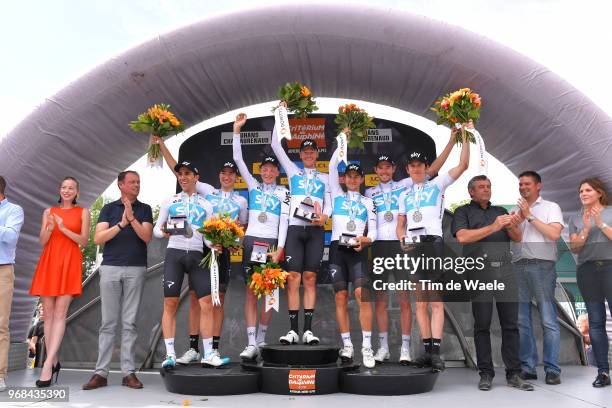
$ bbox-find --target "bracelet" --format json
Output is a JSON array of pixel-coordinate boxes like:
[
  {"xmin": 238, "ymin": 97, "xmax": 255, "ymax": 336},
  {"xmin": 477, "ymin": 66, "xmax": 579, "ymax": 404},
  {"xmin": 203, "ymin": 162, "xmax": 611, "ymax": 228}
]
[
  {"xmin": 128, "ymin": 217, "xmax": 135, "ymax": 223},
  {"xmin": 116, "ymin": 223, "xmax": 123, "ymax": 230}
]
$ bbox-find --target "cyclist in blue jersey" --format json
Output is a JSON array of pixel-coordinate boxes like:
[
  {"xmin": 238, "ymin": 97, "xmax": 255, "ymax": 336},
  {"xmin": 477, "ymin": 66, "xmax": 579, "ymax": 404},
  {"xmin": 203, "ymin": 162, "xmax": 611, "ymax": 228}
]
[
  {"xmin": 271, "ymin": 107, "xmax": 332, "ymax": 345},
  {"xmin": 154, "ymin": 137, "xmax": 247, "ymax": 364},
  {"xmin": 396, "ymin": 127, "xmax": 471, "ymax": 372},
  {"xmin": 365, "ymin": 133, "xmax": 455, "ymax": 364},
  {"xmin": 328, "ymin": 139, "xmax": 377, "ymax": 367},
  {"xmin": 232, "ymin": 113, "xmax": 291, "ymax": 360},
  {"xmin": 153, "ymin": 161, "xmax": 228, "ymax": 368}
]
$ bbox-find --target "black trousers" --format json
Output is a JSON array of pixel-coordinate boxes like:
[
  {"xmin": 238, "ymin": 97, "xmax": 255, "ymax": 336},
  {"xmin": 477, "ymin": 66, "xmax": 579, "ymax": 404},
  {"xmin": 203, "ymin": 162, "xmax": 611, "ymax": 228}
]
[{"xmin": 470, "ymin": 263, "xmax": 521, "ymax": 378}]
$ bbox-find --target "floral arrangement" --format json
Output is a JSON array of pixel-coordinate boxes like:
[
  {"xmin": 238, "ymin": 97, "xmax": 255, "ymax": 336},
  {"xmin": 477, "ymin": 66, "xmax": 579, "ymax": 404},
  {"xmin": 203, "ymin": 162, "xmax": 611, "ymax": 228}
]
[{"xmin": 431, "ymin": 88, "xmax": 482, "ymax": 144}]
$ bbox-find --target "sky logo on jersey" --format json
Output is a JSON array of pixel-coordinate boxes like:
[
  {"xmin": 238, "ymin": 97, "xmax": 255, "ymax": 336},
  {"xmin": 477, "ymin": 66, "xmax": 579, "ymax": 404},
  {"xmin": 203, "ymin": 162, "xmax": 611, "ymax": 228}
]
[
  {"xmin": 290, "ymin": 175, "xmax": 325, "ymax": 199},
  {"xmin": 249, "ymin": 190, "xmax": 281, "ymax": 215},
  {"xmin": 206, "ymin": 194, "xmax": 241, "ymax": 220},
  {"xmin": 372, "ymin": 188, "xmax": 405, "ymax": 212},
  {"xmin": 402, "ymin": 185, "xmax": 440, "ymax": 211},
  {"xmin": 168, "ymin": 202, "xmax": 207, "ymax": 225},
  {"xmin": 332, "ymin": 196, "xmax": 368, "ymax": 222}
]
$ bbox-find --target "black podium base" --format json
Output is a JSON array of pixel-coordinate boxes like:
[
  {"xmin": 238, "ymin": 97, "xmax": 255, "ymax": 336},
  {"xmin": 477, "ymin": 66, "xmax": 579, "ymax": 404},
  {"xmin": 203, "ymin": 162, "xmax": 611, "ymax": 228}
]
[
  {"xmin": 242, "ymin": 361, "xmax": 358, "ymax": 395},
  {"xmin": 260, "ymin": 344, "xmax": 339, "ymax": 366},
  {"xmin": 341, "ymin": 363, "xmax": 439, "ymax": 395},
  {"xmin": 160, "ymin": 362, "xmax": 259, "ymax": 395}
]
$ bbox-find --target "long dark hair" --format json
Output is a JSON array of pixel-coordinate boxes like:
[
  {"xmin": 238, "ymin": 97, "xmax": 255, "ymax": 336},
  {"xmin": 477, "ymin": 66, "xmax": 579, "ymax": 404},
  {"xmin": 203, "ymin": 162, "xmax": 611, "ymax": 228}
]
[{"xmin": 57, "ymin": 176, "xmax": 80, "ymax": 205}]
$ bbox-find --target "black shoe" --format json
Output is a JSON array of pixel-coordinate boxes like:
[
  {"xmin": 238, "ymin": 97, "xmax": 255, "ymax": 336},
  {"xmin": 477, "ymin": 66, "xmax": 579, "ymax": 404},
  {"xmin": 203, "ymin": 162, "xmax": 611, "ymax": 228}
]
[
  {"xmin": 414, "ymin": 353, "xmax": 432, "ymax": 368},
  {"xmin": 430, "ymin": 354, "xmax": 445, "ymax": 372},
  {"xmin": 507, "ymin": 374, "xmax": 535, "ymax": 391},
  {"xmin": 519, "ymin": 371, "xmax": 537, "ymax": 380},
  {"xmin": 545, "ymin": 371, "xmax": 561, "ymax": 385},
  {"xmin": 478, "ymin": 373, "xmax": 493, "ymax": 391},
  {"xmin": 592, "ymin": 372, "xmax": 611, "ymax": 388},
  {"xmin": 52, "ymin": 362, "xmax": 61, "ymax": 384}
]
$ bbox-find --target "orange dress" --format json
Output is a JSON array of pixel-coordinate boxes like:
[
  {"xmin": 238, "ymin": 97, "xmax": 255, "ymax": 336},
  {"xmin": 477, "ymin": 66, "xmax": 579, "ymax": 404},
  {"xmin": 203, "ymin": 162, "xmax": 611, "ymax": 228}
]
[{"xmin": 30, "ymin": 206, "xmax": 84, "ymax": 297}]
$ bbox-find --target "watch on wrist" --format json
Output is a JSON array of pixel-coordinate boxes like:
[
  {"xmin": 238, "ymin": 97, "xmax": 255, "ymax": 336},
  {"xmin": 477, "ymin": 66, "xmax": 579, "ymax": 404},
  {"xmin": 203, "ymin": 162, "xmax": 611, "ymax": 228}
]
[
  {"xmin": 526, "ymin": 215, "xmax": 535, "ymax": 223},
  {"xmin": 599, "ymin": 222, "xmax": 609, "ymax": 230}
]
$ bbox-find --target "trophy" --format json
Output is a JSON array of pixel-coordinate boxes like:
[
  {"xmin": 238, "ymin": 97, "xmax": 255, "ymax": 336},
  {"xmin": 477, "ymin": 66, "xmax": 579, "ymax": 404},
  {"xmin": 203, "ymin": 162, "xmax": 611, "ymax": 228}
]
[
  {"xmin": 293, "ymin": 200, "xmax": 318, "ymax": 222},
  {"xmin": 401, "ymin": 227, "xmax": 425, "ymax": 252},
  {"xmin": 339, "ymin": 233, "xmax": 359, "ymax": 248},
  {"xmin": 250, "ymin": 241, "xmax": 270, "ymax": 264},
  {"xmin": 164, "ymin": 215, "xmax": 193, "ymax": 238}
]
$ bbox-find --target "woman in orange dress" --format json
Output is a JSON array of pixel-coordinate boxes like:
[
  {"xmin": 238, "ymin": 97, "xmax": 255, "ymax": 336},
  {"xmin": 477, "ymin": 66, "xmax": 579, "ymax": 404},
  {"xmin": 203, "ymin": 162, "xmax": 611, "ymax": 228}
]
[{"xmin": 30, "ymin": 177, "xmax": 90, "ymax": 387}]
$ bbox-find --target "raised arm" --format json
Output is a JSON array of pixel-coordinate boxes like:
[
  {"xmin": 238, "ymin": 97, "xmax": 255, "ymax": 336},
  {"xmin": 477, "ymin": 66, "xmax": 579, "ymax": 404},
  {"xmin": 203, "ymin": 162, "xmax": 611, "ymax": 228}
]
[
  {"xmin": 232, "ymin": 113, "xmax": 258, "ymax": 190},
  {"xmin": 271, "ymin": 125, "xmax": 300, "ymax": 178},
  {"xmin": 427, "ymin": 130, "xmax": 455, "ymax": 177},
  {"xmin": 327, "ymin": 146, "xmax": 343, "ymax": 198},
  {"xmin": 447, "ymin": 129, "xmax": 470, "ymax": 181},
  {"xmin": 277, "ymin": 190, "xmax": 291, "ymax": 248}
]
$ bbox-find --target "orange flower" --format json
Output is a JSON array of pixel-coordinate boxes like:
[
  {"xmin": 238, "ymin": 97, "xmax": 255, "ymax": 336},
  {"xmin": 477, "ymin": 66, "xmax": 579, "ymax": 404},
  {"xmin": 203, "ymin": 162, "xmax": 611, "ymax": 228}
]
[{"xmin": 300, "ymin": 86, "xmax": 311, "ymax": 97}]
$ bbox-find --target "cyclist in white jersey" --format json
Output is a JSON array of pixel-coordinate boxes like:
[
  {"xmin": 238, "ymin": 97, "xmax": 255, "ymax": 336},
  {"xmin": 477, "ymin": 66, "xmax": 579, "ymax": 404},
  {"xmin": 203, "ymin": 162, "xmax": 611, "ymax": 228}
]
[
  {"xmin": 328, "ymin": 142, "xmax": 377, "ymax": 368},
  {"xmin": 154, "ymin": 137, "xmax": 248, "ymax": 364},
  {"xmin": 365, "ymin": 132, "xmax": 455, "ymax": 364},
  {"xmin": 232, "ymin": 113, "xmax": 291, "ymax": 360},
  {"xmin": 396, "ymin": 128, "xmax": 471, "ymax": 372},
  {"xmin": 154, "ymin": 161, "xmax": 227, "ymax": 369},
  {"xmin": 271, "ymin": 115, "xmax": 332, "ymax": 346}
]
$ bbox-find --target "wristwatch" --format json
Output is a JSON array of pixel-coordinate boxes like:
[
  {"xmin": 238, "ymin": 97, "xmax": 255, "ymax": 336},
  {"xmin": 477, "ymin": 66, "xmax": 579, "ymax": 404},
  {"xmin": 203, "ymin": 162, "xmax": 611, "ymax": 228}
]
[
  {"xmin": 526, "ymin": 215, "xmax": 536, "ymax": 223},
  {"xmin": 599, "ymin": 223, "xmax": 609, "ymax": 230}
]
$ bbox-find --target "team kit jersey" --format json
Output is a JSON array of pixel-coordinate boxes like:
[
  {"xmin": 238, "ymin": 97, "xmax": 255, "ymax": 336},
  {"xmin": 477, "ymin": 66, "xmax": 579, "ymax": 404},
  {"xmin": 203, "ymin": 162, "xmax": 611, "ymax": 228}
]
[
  {"xmin": 365, "ymin": 178, "xmax": 416, "ymax": 241},
  {"xmin": 196, "ymin": 181, "xmax": 248, "ymax": 225},
  {"xmin": 233, "ymin": 133, "xmax": 290, "ymax": 246},
  {"xmin": 154, "ymin": 192, "xmax": 214, "ymax": 252},
  {"xmin": 398, "ymin": 173, "xmax": 455, "ymax": 238},
  {"xmin": 271, "ymin": 128, "xmax": 332, "ymax": 226}
]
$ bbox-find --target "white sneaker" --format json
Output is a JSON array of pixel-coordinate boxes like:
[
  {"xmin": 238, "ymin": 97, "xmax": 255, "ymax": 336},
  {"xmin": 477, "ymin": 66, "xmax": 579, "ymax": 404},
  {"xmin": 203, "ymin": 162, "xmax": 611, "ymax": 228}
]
[
  {"xmin": 240, "ymin": 345, "xmax": 259, "ymax": 361},
  {"xmin": 362, "ymin": 347, "xmax": 376, "ymax": 369},
  {"xmin": 201, "ymin": 352, "xmax": 225, "ymax": 367},
  {"xmin": 339, "ymin": 344, "xmax": 354, "ymax": 362},
  {"xmin": 399, "ymin": 348, "xmax": 412, "ymax": 365},
  {"xmin": 257, "ymin": 341, "xmax": 267, "ymax": 348},
  {"xmin": 374, "ymin": 347, "xmax": 390, "ymax": 363},
  {"xmin": 0, "ymin": 377, "xmax": 6, "ymax": 392},
  {"xmin": 302, "ymin": 330, "xmax": 320, "ymax": 345},
  {"xmin": 161, "ymin": 354, "xmax": 176, "ymax": 370},
  {"xmin": 213, "ymin": 349, "xmax": 231, "ymax": 365},
  {"xmin": 279, "ymin": 330, "xmax": 299, "ymax": 345},
  {"xmin": 176, "ymin": 348, "xmax": 200, "ymax": 365}
]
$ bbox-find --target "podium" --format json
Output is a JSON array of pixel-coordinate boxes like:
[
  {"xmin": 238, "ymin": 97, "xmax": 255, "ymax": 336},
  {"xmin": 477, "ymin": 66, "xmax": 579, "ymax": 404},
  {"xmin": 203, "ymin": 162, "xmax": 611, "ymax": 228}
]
[
  {"xmin": 160, "ymin": 344, "xmax": 439, "ymax": 396},
  {"xmin": 242, "ymin": 344, "xmax": 355, "ymax": 395}
]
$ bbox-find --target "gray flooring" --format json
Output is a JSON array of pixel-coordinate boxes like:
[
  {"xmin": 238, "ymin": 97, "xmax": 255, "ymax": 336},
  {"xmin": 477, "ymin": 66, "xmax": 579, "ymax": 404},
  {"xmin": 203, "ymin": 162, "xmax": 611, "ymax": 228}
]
[{"xmin": 1, "ymin": 366, "xmax": 609, "ymax": 407}]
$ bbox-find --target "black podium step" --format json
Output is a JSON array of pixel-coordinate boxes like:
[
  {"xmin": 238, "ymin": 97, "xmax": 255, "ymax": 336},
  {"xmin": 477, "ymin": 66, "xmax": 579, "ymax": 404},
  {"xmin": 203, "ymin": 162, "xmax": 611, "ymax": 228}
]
[
  {"xmin": 260, "ymin": 344, "xmax": 339, "ymax": 366},
  {"xmin": 242, "ymin": 360, "xmax": 358, "ymax": 395},
  {"xmin": 160, "ymin": 362, "xmax": 259, "ymax": 395},
  {"xmin": 341, "ymin": 363, "xmax": 439, "ymax": 395}
]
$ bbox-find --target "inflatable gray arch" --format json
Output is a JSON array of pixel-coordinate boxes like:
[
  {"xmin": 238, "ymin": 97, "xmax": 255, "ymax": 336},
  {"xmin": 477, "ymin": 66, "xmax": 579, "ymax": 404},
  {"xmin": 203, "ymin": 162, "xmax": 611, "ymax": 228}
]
[{"xmin": 2, "ymin": 4, "xmax": 611, "ymax": 340}]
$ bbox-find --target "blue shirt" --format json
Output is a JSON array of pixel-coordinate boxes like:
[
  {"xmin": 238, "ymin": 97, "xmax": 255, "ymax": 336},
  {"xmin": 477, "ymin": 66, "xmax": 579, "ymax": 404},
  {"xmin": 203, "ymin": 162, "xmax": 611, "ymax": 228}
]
[{"xmin": 0, "ymin": 198, "xmax": 24, "ymax": 264}]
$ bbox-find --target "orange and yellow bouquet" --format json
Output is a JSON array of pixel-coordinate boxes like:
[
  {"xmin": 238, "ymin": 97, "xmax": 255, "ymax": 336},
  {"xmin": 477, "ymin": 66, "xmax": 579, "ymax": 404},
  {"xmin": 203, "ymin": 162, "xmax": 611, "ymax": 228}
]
[
  {"xmin": 334, "ymin": 103, "xmax": 375, "ymax": 149},
  {"xmin": 248, "ymin": 261, "xmax": 289, "ymax": 299},
  {"xmin": 272, "ymin": 82, "xmax": 318, "ymax": 118},
  {"xmin": 431, "ymin": 88, "xmax": 482, "ymax": 144},
  {"xmin": 198, "ymin": 215, "xmax": 245, "ymax": 266},
  {"xmin": 129, "ymin": 103, "xmax": 184, "ymax": 166}
]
